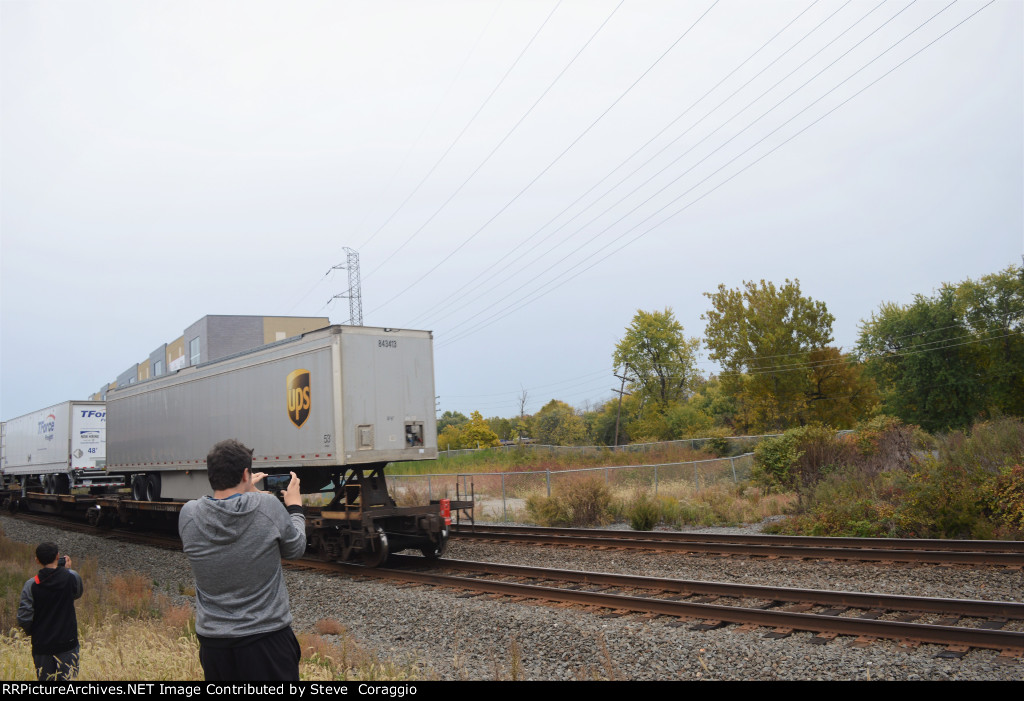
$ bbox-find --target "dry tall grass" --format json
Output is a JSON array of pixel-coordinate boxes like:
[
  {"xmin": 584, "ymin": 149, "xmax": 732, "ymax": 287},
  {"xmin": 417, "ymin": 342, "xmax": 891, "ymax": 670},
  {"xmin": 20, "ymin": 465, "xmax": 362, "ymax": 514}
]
[
  {"xmin": 525, "ymin": 479, "xmax": 795, "ymax": 529},
  {"xmin": 0, "ymin": 528, "xmax": 427, "ymax": 681}
]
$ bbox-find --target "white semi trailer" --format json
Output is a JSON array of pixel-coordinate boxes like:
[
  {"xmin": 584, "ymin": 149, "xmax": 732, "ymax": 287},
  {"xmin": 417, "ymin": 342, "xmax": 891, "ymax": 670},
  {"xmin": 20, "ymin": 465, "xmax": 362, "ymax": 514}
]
[
  {"xmin": 1, "ymin": 401, "xmax": 123, "ymax": 494},
  {"xmin": 106, "ymin": 324, "xmax": 446, "ymax": 563}
]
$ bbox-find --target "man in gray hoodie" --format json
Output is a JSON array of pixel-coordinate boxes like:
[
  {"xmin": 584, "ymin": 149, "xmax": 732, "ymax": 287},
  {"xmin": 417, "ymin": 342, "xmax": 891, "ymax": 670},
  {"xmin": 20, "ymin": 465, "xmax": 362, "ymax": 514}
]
[{"xmin": 178, "ymin": 439, "xmax": 306, "ymax": 681}]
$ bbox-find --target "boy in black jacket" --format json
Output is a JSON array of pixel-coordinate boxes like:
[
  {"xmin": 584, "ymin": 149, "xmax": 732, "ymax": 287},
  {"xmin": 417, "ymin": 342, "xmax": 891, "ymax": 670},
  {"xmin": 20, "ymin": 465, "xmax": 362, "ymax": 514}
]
[{"xmin": 18, "ymin": 542, "xmax": 83, "ymax": 681}]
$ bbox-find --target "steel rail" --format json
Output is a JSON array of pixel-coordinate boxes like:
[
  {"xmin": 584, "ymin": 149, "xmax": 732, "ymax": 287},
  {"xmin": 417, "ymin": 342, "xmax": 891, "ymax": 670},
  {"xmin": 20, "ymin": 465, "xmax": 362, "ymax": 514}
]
[
  {"xmin": 322, "ymin": 557, "xmax": 1024, "ymax": 654},
  {"xmin": 10, "ymin": 508, "xmax": 1020, "ymax": 654},
  {"xmin": 452, "ymin": 523, "xmax": 1024, "ymax": 553},
  {"xmin": 1, "ymin": 511, "xmax": 183, "ymax": 550},
  {"xmin": 388, "ymin": 555, "xmax": 1024, "ymax": 620},
  {"xmin": 452, "ymin": 526, "xmax": 1024, "ymax": 565}
]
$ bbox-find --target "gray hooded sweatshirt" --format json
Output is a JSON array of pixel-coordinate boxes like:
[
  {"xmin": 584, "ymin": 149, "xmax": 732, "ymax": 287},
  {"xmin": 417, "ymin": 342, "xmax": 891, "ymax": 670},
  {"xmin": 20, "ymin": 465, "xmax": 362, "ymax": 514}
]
[{"xmin": 178, "ymin": 491, "xmax": 306, "ymax": 639}]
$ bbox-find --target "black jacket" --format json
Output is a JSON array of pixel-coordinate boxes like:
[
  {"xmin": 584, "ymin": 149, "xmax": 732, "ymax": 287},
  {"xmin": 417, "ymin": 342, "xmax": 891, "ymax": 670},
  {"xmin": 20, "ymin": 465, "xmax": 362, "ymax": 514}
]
[{"xmin": 18, "ymin": 566, "xmax": 83, "ymax": 656}]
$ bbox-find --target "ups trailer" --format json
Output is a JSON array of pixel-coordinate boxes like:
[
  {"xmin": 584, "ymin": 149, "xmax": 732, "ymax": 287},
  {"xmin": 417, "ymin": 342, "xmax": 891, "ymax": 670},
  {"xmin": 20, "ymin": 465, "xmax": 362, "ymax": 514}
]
[
  {"xmin": 0, "ymin": 401, "xmax": 122, "ymax": 494},
  {"xmin": 106, "ymin": 324, "xmax": 450, "ymax": 563}
]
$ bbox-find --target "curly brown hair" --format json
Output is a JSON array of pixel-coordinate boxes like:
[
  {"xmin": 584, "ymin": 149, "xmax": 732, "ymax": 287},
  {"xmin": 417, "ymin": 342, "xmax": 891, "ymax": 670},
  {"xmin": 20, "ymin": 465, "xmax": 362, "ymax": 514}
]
[{"xmin": 206, "ymin": 439, "xmax": 254, "ymax": 491}]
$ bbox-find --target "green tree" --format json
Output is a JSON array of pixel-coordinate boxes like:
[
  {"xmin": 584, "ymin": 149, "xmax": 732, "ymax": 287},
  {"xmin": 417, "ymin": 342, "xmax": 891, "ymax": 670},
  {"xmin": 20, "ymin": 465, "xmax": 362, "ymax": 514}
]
[
  {"xmin": 462, "ymin": 411, "xmax": 501, "ymax": 448},
  {"xmin": 437, "ymin": 411, "xmax": 468, "ymax": 434},
  {"xmin": 688, "ymin": 376, "xmax": 738, "ymax": 430},
  {"xmin": 702, "ymin": 279, "xmax": 834, "ymax": 432},
  {"xmin": 588, "ymin": 396, "xmax": 640, "ymax": 446},
  {"xmin": 533, "ymin": 399, "xmax": 588, "ymax": 446},
  {"xmin": 613, "ymin": 308, "xmax": 701, "ymax": 408},
  {"xmin": 438, "ymin": 423, "xmax": 465, "ymax": 451},
  {"xmin": 858, "ymin": 265, "xmax": 1023, "ymax": 432},
  {"xmin": 662, "ymin": 401, "xmax": 715, "ymax": 438},
  {"xmin": 486, "ymin": 416, "xmax": 513, "ymax": 441},
  {"xmin": 512, "ymin": 415, "xmax": 532, "ymax": 441},
  {"xmin": 804, "ymin": 347, "xmax": 879, "ymax": 428},
  {"xmin": 955, "ymin": 265, "xmax": 1024, "ymax": 416},
  {"xmin": 858, "ymin": 287, "xmax": 985, "ymax": 432}
]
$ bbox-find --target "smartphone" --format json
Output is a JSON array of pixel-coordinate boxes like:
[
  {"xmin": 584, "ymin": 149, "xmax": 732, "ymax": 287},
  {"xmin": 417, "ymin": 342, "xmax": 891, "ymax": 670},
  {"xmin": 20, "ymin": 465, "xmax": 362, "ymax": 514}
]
[{"xmin": 263, "ymin": 474, "xmax": 291, "ymax": 494}]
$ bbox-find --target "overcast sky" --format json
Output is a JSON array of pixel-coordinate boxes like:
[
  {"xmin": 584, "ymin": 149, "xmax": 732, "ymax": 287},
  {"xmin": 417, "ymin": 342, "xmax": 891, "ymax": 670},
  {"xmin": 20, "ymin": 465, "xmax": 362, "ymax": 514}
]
[{"xmin": 2, "ymin": 0, "xmax": 1021, "ymax": 422}]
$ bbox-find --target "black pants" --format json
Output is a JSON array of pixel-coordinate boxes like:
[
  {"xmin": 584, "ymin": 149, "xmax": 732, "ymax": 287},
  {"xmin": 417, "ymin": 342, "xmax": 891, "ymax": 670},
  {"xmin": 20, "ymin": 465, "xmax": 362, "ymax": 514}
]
[
  {"xmin": 33, "ymin": 645, "xmax": 79, "ymax": 681},
  {"xmin": 198, "ymin": 626, "xmax": 301, "ymax": 681}
]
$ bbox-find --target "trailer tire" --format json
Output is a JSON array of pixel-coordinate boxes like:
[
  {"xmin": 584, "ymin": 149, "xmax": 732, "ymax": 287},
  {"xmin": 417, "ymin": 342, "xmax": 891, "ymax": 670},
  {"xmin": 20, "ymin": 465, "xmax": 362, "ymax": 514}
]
[
  {"xmin": 145, "ymin": 473, "xmax": 161, "ymax": 502},
  {"xmin": 131, "ymin": 475, "xmax": 147, "ymax": 501}
]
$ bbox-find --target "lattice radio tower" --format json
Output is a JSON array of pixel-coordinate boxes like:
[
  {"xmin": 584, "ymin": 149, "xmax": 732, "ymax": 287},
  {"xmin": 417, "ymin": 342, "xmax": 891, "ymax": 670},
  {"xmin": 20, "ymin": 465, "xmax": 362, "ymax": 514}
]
[{"xmin": 330, "ymin": 247, "xmax": 363, "ymax": 326}]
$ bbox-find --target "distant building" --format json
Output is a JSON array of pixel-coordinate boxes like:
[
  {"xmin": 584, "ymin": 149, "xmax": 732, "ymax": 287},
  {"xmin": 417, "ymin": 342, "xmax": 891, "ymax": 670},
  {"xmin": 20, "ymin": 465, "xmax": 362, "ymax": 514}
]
[{"xmin": 94, "ymin": 315, "xmax": 329, "ymax": 398}]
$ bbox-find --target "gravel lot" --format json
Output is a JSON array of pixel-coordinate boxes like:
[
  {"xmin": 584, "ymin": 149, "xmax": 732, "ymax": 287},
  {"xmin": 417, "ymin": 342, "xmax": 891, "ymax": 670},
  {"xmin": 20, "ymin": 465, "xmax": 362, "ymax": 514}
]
[{"xmin": 3, "ymin": 515, "xmax": 1022, "ymax": 681}]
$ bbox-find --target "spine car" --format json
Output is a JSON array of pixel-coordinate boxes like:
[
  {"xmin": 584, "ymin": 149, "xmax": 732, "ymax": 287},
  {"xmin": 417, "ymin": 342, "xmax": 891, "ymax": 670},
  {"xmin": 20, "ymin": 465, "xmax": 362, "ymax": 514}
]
[
  {"xmin": 3, "ymin": 324, "xmax": 461, "ymax": 565},
  {"xmin": 104, "ymin": 324, "xmax": 446, "ymax": 563}
]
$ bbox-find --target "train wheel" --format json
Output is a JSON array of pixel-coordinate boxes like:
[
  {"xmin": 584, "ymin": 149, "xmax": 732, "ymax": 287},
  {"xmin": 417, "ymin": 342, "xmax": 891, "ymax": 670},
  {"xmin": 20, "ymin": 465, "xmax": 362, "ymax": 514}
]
[
  {"xmin": 311, "ymin": 528, "xmax": 341, "ymax": 562},
  {"xmin": 420, "ymin": 525, "xmax": 449, "ymax": 560},
  {"xmin": 361, "ymin": 527, "xmax": 389, "ymax": 568},
  {"xmin": 145, "ymin": 473, "xmax": 162, "ymax": 501}
]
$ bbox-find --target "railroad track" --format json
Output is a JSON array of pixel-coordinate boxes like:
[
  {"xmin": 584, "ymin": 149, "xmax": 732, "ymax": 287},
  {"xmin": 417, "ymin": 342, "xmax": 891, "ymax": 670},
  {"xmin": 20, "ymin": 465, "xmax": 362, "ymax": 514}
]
[
  {"xmin": 293, "ymin": 554, "xmax": 1024, "ymax": 658},
  {"xmin": 451, "ymin": 523, "xmax": 1024, "ymax": 566},
  {"xmin": 6, "ymin": 511, "xmax": 1023, "ymax": 658},
  {"xmin": 2, "ymin": 511, "xmax": 182, "ymax": 550}
]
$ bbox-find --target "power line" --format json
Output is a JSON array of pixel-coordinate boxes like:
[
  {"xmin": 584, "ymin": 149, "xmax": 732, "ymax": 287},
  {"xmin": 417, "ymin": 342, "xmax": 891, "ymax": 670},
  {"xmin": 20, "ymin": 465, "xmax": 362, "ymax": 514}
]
[
  {"xmin": 410, "ymin": 0, "xmax": 845, "ymax": 328},
  {"xmin": 368, "ymin": 0, "xmax": 722, "ymax": 315},
  {"xmin": 446, "ymin": 323, "xmax": 1021, "ymax": 417},
  {"xmin": 437, "ymin": 0, "xmax": 988, "ymax": 347},
  {"xmin": 433, "ymin": 0, "xmax": 916, "ymax": 340},
  {"xmin": 443, "ymin": 367, "xmax": 609, "ymax": 399},
  {"xmin": 362, "ymin": 0, "xmax": 628, "ymax": 290},
  {"xmin": 662, "ymin": 325, "xmax": 1022, "ymax": 378},
  {"xmin": 356, "ymin": 0, "xmax": 561, "ymax": 254}
]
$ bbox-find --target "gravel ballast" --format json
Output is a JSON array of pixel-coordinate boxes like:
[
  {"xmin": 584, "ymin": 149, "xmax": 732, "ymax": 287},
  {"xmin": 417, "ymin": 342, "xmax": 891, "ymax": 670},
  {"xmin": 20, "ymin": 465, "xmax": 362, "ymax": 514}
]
[{"xmin": 2, "ymin": 515, "xmax": 1022, "ymax": 681}]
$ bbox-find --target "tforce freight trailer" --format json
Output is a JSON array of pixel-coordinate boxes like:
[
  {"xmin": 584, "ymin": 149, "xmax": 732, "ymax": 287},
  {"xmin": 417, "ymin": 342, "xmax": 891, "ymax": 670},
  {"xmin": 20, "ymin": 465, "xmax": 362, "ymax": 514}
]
[
  {"xmin": 1, "ymin": 401, "xmax": 122, "ymax": 494},
  {"xmin": 106, "ymin": 324, "xmax": 446, "ymax": 563}
]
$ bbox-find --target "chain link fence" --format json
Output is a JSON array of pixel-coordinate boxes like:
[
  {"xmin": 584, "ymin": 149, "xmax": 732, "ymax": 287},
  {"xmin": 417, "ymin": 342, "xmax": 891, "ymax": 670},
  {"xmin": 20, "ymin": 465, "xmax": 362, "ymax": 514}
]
[
  {"xmin": 388, "ymin": 452, "xmax": 756, "ymax": 523},
  {"xmin": 435, "ymin": 434, "xmax": 776, "ymax": 458}
]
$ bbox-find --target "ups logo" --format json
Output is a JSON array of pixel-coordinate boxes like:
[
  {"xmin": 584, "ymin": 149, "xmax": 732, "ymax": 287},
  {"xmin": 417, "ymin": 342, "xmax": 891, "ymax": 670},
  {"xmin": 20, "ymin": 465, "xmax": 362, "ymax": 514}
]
[{"xmin": 286, "ymin": 369, "xmax": 311, "ymax": 427}]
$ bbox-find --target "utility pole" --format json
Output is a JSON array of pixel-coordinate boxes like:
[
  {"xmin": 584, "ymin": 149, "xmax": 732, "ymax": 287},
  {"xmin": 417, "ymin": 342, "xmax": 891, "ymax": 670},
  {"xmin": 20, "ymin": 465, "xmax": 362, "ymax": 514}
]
[
  {"xmin": 330, "ymin": 247, "xmax": 363, "ymax": 326},
  {"xmin": 612, "ymin": 368, "xmax": 632, "ymax": 449}
]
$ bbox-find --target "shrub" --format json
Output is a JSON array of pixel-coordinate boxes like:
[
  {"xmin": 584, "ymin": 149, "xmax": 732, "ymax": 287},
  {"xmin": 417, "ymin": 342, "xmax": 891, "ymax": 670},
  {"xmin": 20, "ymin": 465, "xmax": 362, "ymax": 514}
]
[
  {"xmin": 525, "ymin": 477, "xmax": 612, "ymax": 527},
  {"xmin": 985, "ymin": 463, "xmax": 1024, "ymax": 533},
  {"xmin": 752, "ymin": 432, "xmax": 802, "ymax": 491},
  {"xmin": 626, "ymin": 492, "xmax": 660, "ymax": 531},
  {"xmin": 936, "ymin": 417, "xmax": 1024, "ymax": 474},
  {"xmin": 754, "ymin": 420, "xmax": 914, "ymax": 499},
  {"xmin": 851, "ymin": 415, "xmax": 915, "ymax": 475},
  {"xmin": 561, "ymin": 477, "xmax": 612, "ymax": 527},
  {"xmin": 697, "ymin": 428, "xmax": 732, "ymax": 456},
  {"xmin": 525, "ymin": 492, "xmax": 572, "ymax": 526},
  {"xmin": 891, "ymin": 457, "xmax": 995, "ymax": 539},
  {"xmin": 752, "ymin": 425, "xmax": 853, "ymax": 497}
]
